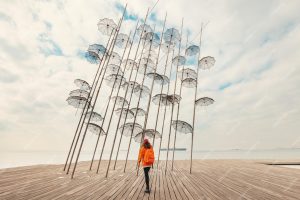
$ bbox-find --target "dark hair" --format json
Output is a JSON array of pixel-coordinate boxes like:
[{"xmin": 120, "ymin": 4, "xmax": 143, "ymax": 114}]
[{"xmin": 144, "ymin": 142, "xmax": 151, "ymax": 149}]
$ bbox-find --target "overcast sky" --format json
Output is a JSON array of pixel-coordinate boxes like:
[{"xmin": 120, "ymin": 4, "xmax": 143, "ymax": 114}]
[{"xmin": 0, "ymin": 0, "xmax": 299, "ymax": 163}]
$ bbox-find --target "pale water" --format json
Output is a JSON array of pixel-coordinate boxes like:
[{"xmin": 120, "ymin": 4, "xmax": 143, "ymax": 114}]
[{"xmin": 0, "ymin": 148, "xmax": 299, "ymax": 169}]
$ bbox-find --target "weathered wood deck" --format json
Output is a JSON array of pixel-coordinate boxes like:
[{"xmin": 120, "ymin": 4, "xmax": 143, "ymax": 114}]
[{"xmin": 0, "ymin": 160, "xmax": 299, "ymax": 199}]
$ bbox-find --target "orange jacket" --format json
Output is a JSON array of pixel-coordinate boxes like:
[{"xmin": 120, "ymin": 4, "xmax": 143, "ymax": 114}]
[{"xmin": 138, "ymin": 145, "xmax": 155, "ymax": 167}]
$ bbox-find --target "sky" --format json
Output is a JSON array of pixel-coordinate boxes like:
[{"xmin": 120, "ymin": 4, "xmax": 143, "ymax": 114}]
[{"xmin": 0, "ymin": 0, "xmax": 300, "ymax": 166}]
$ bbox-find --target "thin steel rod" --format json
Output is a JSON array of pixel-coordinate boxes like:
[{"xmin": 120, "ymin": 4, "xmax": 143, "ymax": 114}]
[
  {"xmin": 98, "ymin": 9, "xmax": 150, "ymax": 173},
  {"xmin": 135, "ymin": 13, "xmax": 167, "ymax": 176},
  {"xmin": 89, "ymin": 30, "xmax": 133, "ymax": 171},
  {"xmin": 165, "ymin": 18, "xmax": 184, "ymax": 174},
  {"xmin": 70, "ymin": 6, "xmax": 127, "ymax": 178},
  {"xmin": 171, "ymin": 35, "xmax": 189, "ymax": 170},
  {"xmin": 123, "ymin": 25, "xmax": 156, "ymax": 173},
  {"xmin": 65, "ymin": 30, "xmax": 116, "ymax": 174},
  {"xmin": 190, "ymin": 24, "xmax": 203, "ymax": 174}
]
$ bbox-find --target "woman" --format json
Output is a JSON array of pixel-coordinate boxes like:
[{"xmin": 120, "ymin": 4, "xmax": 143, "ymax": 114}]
[{"xmin": 138, "ymin": 139, "xmax": 155, "ymax": 193}]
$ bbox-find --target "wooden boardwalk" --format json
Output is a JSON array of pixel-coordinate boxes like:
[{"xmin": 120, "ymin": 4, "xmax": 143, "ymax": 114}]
[{"xmin": 0, "ymin": 160, "xmax": 300, "ymax": 200}]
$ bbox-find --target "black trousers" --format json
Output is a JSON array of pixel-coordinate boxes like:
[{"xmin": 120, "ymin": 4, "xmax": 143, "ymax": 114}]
[{"xmin": 143, "ymin": 167, "xmax": 151, "ymax": 190}]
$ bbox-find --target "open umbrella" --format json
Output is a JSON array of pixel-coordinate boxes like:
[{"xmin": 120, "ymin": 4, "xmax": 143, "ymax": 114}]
[
  {"xmin": 185, "ymin": 45, "xmax": 199, "ymax": 56},
  {"xmin": 161, "ymin": 41, "xmax": 175, "ymax": 54},
  {"xmin": 115, "ymin": 108, "xmax": 134, "ymax": 119},
  {"xmin": 163, "ymin": 28, "xmax": 180, "ymax": 44},
  {"xmin": 130, "ymin": 107, "xmax": 146, "ymax": 117},
  {"xmin": 87, "ymin": 44, "xmax": 106, "ymax": 59},
  {"xmin": 134, "ymin": 84, "xmax": 150, "ymax": 98},
  {"xmin": 74, "ymin": 79, "xmax": 91, "ymax": 91},
  {"xmin": 116, "ymin": 33, "xmax": 131, "ymax": 49},
  {"xmin": 122, "ymin": 81, "xmax": 139, "ymax": 92},
  {"xmin": 85, "ymin": 51, "xmax": 100, "ymax": 64},
  {"xmin": 134, "ymin": 129, "xmax": 161, "ymax": 143},
  {"xmin": 86, "ymin": 111, "xmax": 103, "ymax": 122},
  {"xmin": 143, "ymin": 32, "xmax": 160, "ymax": 48},
  {"xmin": 182, "ymin": 78, "xmax": 197, "ymax": 88},
  {"xmin": 111, "ymin": 96, "xmax": 129, "ymax": 107},
  {"xmin": 108, "ymin": 52, "xmax": 121, "ymax": 65},
  {"xmin": 97, "ymin": 18, "xmax": 117, "ymax": 36},
  {"xmin": 195, "ymin": 97, "xmax": 214, "ymax": 106},
  {"xmin": 137, "ymin": 24, "xmax": 152, "ymax": 37},
  {"xmin": 106, "ymin": 64, "xmax": 123, "ymax": 76},
  {"xmin": 171, "ymin": 120, "xmax": 193, "ymax": 134},
  {"xmin": 66, "ymin": 96, "xmax": 89, "ymax": 109},
  {"xmin": 69, "ymin": 89, "xmax": 89, "ymax": 99},
  {"xmin": 119, "ymin": 122, "xmax": 143, "ymax": 137},
  {"xmin": 105, "ymin": 74, "xmax": 126, "ymax": 88},
  {"xmin": 138, "ymin": 57, "xmax": 155, "ymax": 74},
  {"xmin": 88, "ymin": 123, "xmax": 106, "ymax": 135},
  {"xmin": 172, "ymin": 55, "xmax": 186, "ymax": 66},
  {"xmin": 122, "ymin": 59, "xmax": 138, "ymax": 70},
  {"xmin": 198, "ymin": 56, "xmax": 216, "ymax": 70},
  {"xmin": 178, "ymin": 68, "xmax": 197, "ymax": 80},
  {"xmin": 152, "ymin": 94, "xmax": 171, "ymax": 106}
]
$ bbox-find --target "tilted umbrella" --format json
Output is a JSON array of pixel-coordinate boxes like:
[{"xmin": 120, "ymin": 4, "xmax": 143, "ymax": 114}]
[
  {"xmin": 116, "ymin": 33, "xmax": 131, "ymax": 49},
  {"xmin": 97, "ymin": 18, "xmax": 117, "ymax": 35},
  {"xmin": 166, "ymin": 94, "xmax": 181, "ymax": 105},
  {"xmin": 134, "ymin": 129, "xmax": 161, "ymax": 143},
  {"xmin": 122, "ymin": 59, "xmax": 138, "ymax": 70},
  {"xmin": 152, "ymin": 94, "xmax": 172, "ymax": 106},
  {"xmin": 130, "ymin": 107, "xmax": 146, "ymax": 117},
  {"xmin": 108, "ymin": 52, "xmax": 122, "ymax": 65},
  {"xmin": 164, "ymin": 28, "xmax": 180, "ymax": 44},
  {"xmin": 86, "ymin": 111, "xmax": 103, "ymax": 122},
  {"xmin": 172, "ymin": 55, "xmax": 186, "ymax": 66},
  {"xmin": 134, "ymin": 84, "xmax": 150, "ymax": 98},
  {"xmin": 171, "ymin": 120, "xmax": 193, "ymax": 134},
  {"xmin": 185, "ymin": 45, "xmax": 199, "ymax": 56},
  {"xmin": 111, "ymin": 96, "xmax": 129, "ymax": 107},
  {"xmin": 115, "ymin": 108, "xmax": 134, "ymax": 119},
  {"xmin": 195, "ymin": 97, "xmax": 215, "ymax": 106},
  {"xmin": 178, "ymin": 68, "xmax": 197, "ymax": 80},
  {"xmin": 74, "ymin": 79, "xmax": 91, "ymax": 91},
  {"xmin": 137, "ymin": 57, "xmax": 155, "ymax": 74},
  {"xmin": 88, "ymin": 123, "xmax": 106, "ymax": 135},
  {"xmin": 69, "ymin": 89, "xmax": 89, "ymax": 99},
  {"xmin": 143, "ymin": 32, "xmax": 160, "ymax": 49},
  {"xmin": 146, "ymin": 72, "xmax": 163, "ymax": 83},
  {"xmin": 88, "ymin": 44, "xmax": 106, "ymax": 59},
  {"xmin": 122, "ymin": 81, "xmax": 139, "ymax": 92},
  {"xmin": 119, "ymin": 122, "xmax": 143, "ymax": 137},
  {"xmin": 161, "ymin": 41, "xmax": 175, "ymax": 54},
  {"xmin": 85, "ymin": 51, "xmax": 100, "ymax": 64},
  {"xmin": 66, "ymin": 96, "xmax": 89, "ymax": 109},
  {"xmin": 137, "ymin": 24, "xmax": 152, "ymax": 38},
  {"xmin": 198, "ymin": 56, "xmax": 216, "ymax": 70},
  {"xmin": 182, "ymin": 78, "xmax": 197, "ymax": 88},
  {"xmin": 106, "ymin": 64, "xmax": 124, "ymax": 76},
  {"xmin": 105, "ymin": 74, "xmax": 126, "ymax": 88}
]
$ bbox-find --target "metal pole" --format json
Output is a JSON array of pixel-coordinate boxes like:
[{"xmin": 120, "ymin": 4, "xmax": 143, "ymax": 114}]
[
  {"xmin": 97, "ymin": 9, "xmax": 150, "ymax": 173},
  {"xmin": 70, "ymin": 6, "xmax": 127, "ymax": 178},
  {"xmin": 123, "ymin": 25, "xmax": 156, "ymax": 173},
  {"xmin": 171, "ymin": 35, "xmax": 189, "ymax": 170},
  {"xmin": 165, "ymin": 18, "xmax": 184, "ymax": 174},
  {"xmin": 135, "ymin": 13, "xmax": 167, "ymax": 176},
  {"xmin": 190, "ymin": 24, "xmax": 203, "ymax": 174},
  {"xmin": 65, "ymin": 29, "xmax": 116, "ymax": 174}
]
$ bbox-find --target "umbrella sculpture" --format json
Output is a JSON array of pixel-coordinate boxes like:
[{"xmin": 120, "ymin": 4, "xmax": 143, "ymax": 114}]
[{"xmin": 64, "ymin": 6, "xmax": 216, "ymax": 178}]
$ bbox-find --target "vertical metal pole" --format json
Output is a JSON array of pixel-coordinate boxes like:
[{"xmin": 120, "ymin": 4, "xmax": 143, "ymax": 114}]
[
  {"xmin": 96, "ymin": 10, "xmax": 150, "ymax": 173},
  {"xmin": 165, "ymin": 18, "xmax": 184, "ymax": 174},
  {"xmin": 123, "ymin": 25, "xmax": 156, "ymax": 173},
  {"xmin": 70, "ymin": 6, "xmax": 127, "ymax": 178},
  {"xmin": 190, "ymin": 25, "xmax": 203, "ymax": 174},
  {"xmin": 171, "ymin": 35, "xmax": 189, "ymax": 170},
  {"xmin": 89, "ymin": 29, "xmax": 134, "ymax": 171},
  {"xmin": 65, "ymin": 30, "xmax": 116, "ymax": 174}
]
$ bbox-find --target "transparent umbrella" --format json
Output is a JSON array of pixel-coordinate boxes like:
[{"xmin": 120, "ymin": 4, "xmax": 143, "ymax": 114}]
[
  {"xmin": 195, "ymin": 97, "xmax": 214, "ymax": 106},
  {"xmin": 143, "ymin": 32, "xmax": 160, "ymax": 49},
  {"xmin": 119, "ymin": 122, "xmax": 143, "ymax": 137},
  {"xmin": 86, "ymin": 111, "xmax": 103, "ymax": 122},
  {"xmin": 138, "ymin": 58, "xmax": 155, "ymax": 74},
  {"xmin": 115, "ymin": 108, "xmax": 134, "ymax": 119},
  {"xmin": 172, "ymin": 55, "xmax": 186, "ymax": 66},
  {"xmin": 116, "ymin": 33, "xmax": 131, "ymax": 49},
  {"xmin": 69, "ymin": 89, "xmax": 89, "ymax": 99},
  {"xmin": 66, "ymin": 96, "xmax": 89, "ymax": 109},
  {"xmin": 164, "ymin": 28, "xmax": 180, "ymax": 44},
  {"xmin": 122, "ymin": 81, "xmax": 139, "ymax": 92},
  {"xmin": 182, "ymin": 78, "xmax": 197, "ymax": 88},
  {"xmin": 134, "ymin": 129, "xmax": 161, "ymax": 143},
  {"xmin": 198, "ymin": 56, "xmax": 216, "ymax": 70},
  {"xmin": 130, "ymin": 107, "xmax": 146, "ymax": 117},
  {"xmin": 185, "ymin": 45, "xmax": 199, "ymax": 56},
  {"xmin": 171, "ymin": 120, "xmax": 193, "ymax": 134},
  {"xmin": 111, "ymin": 96, "xmax": 129, "ymax": 107},
  {"xmin": 88, "ymin": 123, "xmax": 106, "ymax": 135},
  {"xmin": 97, "ymin": 18, "xmax": 117, "ymax": 36},
  {"xmin": 85, "ymin": 51, "xmax": 100, "ymax": 64},
  {"xmin": 108, "ymin": 52, "xmax": 121, "ymax": 65},
  {"xmin": 122, "ymin": 59, "xmax": 138, "ymax": 70},
  {"xmin": 137, "ymin": 24, "xmax": 152, "ymax": 37},
  {"xmin": 178, "ymin": 68, "xmax": 197, "ymax": 80},
  {"xmin": 74, "ymin": 79, "xmax": 91, "ymax": 91},
  {"xmin": 105, "ymin": 74, "xmax": 126, "ymax": 88},
  {"xmin": 161, "ymin": 41, "xmax": 175, "ymax": 54},
  {"xmin": 106, "ymin": 64, "xmax": 123, "ymax": 76},
  {"xmin": 87, "ymin": 44, "xmax": 106, "ymax": 59},
  {"xmin": 152, "ymin": 94, "xmax": 171, "ymax": 106},
  {"xmin": 134, "ymin": 85, "xmax": 150, "ymax": 98}
]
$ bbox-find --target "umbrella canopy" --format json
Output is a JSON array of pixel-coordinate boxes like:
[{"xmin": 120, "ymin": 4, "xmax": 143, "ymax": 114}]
[
  {"xmin": 115, "ymin": 108, "xmax": 134, "ymax": 119},
  {"xmin": 185, "ymin": 45, "xmax": 200, "ymax": 56},
  {"xmin": 182, "ymin": 78, "xmax": 197, "ymax": 88},
  {"xmin": 116, "ymin": 33, "xmax": 131, "ymax": 48},
  {"xmin": 108, "ymin": 52, "xmax": 121, "ymax": 65},
  {"xmin": 137, "ymin": 57, "xmax": 155, "ymax": 74},
  {"xmin": 198, "ymin": 56, "xmax": 216, "ymax": 70},
  {"xmin": 137, "ymin": 24, "xmax": 152, "ymax": 37},
  {"xmin": 178, "ymin": 68, "xmax": 197, "ymax": 80},
  {"xmin": 87, "ymin": 44, "xmax": 106, "ymax": 59},
  {"xmin": 86, "ymin": 111, "xmax": 103, "ymax": 122},
  {"xmin": 69, "ymin": 89, "xmax": 89, "ymax": 99},
  {"xmin": 195, "ymin": 97, "xmax": 215, "ymax": 106},
  {"xmin": 163, "ymin": 28, "xmax": 180, "ymax": 44},
  {"xmin": 97, "ymin": 18, "xmax": 117, "ymax": 35},
  {"xmin": 88, "ymin": 123, "xmax": 106, "ymax": 135},
  {"xmin": 142, "ymin": 49, "xmax": 158, "ymax": 61},
  {"xmin": 134, "ymin": 129, "xmax": 161, "ymax": 143},
  {"xmin": 106, "ymin": 64, "xmax": 123, "ymax": 76},
  {"xmin": 85, "ymin": 51, "xmax": 100, "ymax": 64},
  {"xmin": 130, "ymin": 107, "xmax": 146, "ymax": 117},
  {"xmin": 171, "ymin": 120, "xmax": 193, "ymax": 134},
  {"xmin": 111, "ymin": 96, "xmax": 129, "ymax": 107},
  {"xmin": 172, "ymin": 55, "xmax": 186, "ymax": 66},
  {"xmin": 161, "ymin": 41, "xmax": 175, "ymax": 53},
  {"xmin": 166, "ymin": 94, "xmax": 181, "ymax": 104},
  {"xmin": 122, "ymin": 81, "xmax": 139, "ymax": 92},
  {"xmin": 119, "ymin": 122, "xmax": 143, "ymax": 137},
  {"xmin": 66, "ymin": 96, "xmax": 89, "ymax": 109},
  {"xmin": 122, "ymin": 59, "xmax": 138, "ymax": 70},
  {"xmin": 74, "ymin": 79, "xmax": 91, "ymax": 91},
  {"xmin": 105, "ymin": 74, "xmax": 126, "ymax": 88},
  {"xmin": 152, "ymin": 94, "xmax": 172, "ymax": 106},
  {"xmin": 143, "ymin": 32, "xmax": 160, "ymax": 48},
  {"xmin": 134, "ymin": 84, "xmax": 150, "ymax": 98}
]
